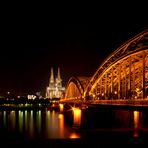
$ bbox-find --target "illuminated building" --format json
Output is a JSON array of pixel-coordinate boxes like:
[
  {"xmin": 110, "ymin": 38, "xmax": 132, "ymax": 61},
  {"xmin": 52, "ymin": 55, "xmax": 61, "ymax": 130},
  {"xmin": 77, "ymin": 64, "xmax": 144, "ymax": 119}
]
[
  {"xmin": 27, "ymin": 95, "xmax": 36, "ymax": 100},
  {"xmin": 46, "ymin": 67, "xmax": 65, "ymax": 99}
]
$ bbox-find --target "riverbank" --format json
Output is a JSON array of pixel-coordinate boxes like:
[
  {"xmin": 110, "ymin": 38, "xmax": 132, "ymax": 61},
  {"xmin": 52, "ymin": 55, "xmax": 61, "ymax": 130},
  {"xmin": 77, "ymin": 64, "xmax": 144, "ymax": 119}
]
[{"xmin": 0, "ymin": 103, "xmax": 60, "ymax": 111}]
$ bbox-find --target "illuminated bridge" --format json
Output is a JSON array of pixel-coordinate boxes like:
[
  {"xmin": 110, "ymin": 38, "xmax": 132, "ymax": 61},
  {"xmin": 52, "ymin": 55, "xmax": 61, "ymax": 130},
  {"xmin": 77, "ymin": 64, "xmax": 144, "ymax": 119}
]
[
  {"xmin": 62, "ymin": 30, "xmax": 148, "ymax": 106},
  {"xmin": 64, "ymin": 76, "xmax": 91, "ymax": 100}
]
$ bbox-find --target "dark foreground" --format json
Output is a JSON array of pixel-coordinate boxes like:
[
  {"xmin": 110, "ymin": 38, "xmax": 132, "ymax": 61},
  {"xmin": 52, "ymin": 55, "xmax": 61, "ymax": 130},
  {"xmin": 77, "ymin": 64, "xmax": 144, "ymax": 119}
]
[
  {"xmin": 0, "ymin": 139, "xmax": 148, "ymax": 148},
  {"xmin": 0, "ymin": 132, "xmax": 148, "ymax": 148}
]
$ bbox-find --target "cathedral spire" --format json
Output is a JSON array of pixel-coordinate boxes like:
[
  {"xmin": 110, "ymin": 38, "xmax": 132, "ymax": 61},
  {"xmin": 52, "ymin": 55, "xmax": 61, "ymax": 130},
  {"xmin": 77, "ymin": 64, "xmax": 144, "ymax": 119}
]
[
  {"xmin": 57, "ymin": 67, "xmax": 62, "ymax": 87},
  {"xmin": 49, "ymin": 67, "xmax": 54, "ymax": 87},
  {"xmin": 58, "ymin": 67, "xmax": 61, "ymax": 81}
]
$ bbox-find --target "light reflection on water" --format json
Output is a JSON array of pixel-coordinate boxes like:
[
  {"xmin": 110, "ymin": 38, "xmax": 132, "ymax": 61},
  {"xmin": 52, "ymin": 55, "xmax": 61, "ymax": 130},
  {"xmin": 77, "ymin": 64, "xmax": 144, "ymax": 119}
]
[
  {"xmin": 37, "ymin": 110, "xmax": 41, "ymax": 134},
  {"xmin": 29, "ymin": 110, "xmax": 34, "ymax": 138},
  {"xmin": 18, "ymin": 111, "xmax": 23, "ymax": 132},
  {"xmin": 59, "ymin": 104, "xmax": 64, "ymax": 112},
  {"xmin": 58, "ymin": 114, "xmax": 64, "ymax": 138},
  {"xmin": 3, "ymin": 111, "xmax": 6, "ymax": 128},
  {"xmin": 10, "ymin": 111, "xmax": 15, "ymax": 131},
  {"xmin": 0, "ymin": 108, "xmax": 148, "ymax": 140},
  {"xmin": 133, "ymin": 111, "xmax": 140, "ymax": 137},
  {"xmin": 0, "ymin": 109, "xmax": 78, "ymax": 139},
  {"xmin": 69, "ymin": 132, "xmax": 80, "ymax": 139},
  {"xmin": 73, "ymin": 108, "xmax": 82, "ymax": 127}
]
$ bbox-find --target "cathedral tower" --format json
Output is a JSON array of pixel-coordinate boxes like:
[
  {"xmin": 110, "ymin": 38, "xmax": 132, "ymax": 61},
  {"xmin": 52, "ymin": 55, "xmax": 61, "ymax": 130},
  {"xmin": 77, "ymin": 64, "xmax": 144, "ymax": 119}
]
[
  {"xmin": 49, "ymin": 67, "xmax": 54, "ymax": 88},
  {"xmin": 46, "ymin": 67, "xmax": 65, "ymax": 99},
  {"xmin": 56, "ymin": 67, "xmax": 62, "ymax": 88}
]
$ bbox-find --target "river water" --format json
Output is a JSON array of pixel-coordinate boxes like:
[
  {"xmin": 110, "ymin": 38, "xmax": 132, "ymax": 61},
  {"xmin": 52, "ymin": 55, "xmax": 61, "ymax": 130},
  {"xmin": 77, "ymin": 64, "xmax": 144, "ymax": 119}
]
[{"xmin": 0, "ymin": 105, "xmax": 148, "ymax": 146}]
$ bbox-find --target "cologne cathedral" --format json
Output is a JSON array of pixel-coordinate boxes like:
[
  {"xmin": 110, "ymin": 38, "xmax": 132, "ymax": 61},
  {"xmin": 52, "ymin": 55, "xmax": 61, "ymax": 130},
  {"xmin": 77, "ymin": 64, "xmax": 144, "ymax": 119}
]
[{"xmin": 46, "ymin": 68, "xmax": 65, "ymax": 99}]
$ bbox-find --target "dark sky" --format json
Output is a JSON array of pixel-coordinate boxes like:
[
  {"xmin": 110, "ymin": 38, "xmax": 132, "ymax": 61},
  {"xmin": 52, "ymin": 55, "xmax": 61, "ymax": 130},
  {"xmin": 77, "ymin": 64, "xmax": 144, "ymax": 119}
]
[{"xmin": 0, "ymin": 21, "xmax": 147, "ymax": 96}]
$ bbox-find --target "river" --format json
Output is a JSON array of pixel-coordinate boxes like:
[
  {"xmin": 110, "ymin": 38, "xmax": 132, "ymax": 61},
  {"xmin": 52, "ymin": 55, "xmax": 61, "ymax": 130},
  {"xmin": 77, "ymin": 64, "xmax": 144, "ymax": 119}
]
[{"xmin": 0, "ymin": 105, "xmax": 148, "ymax": 146}]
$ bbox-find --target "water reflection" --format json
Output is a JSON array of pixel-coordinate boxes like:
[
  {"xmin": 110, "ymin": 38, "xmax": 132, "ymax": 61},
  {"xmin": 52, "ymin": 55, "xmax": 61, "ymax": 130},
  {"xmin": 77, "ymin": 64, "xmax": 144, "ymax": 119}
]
[
  {"xmin": 69, "ymin": 132, "xmax": 80, "ymax": 139},
  {"xmin": 0, "ymin": 108, "xmax": 148, "ymax": 140},
  {"xmin": 9, "ymin": 111, "xmax": 15, "ymax": 131},
  {"xmin": 45, "ymin": 110, "xmax": 51, "ymax": 138},
  {"xmin": 3, "ymin": 111, "xmax": 6, "ymax": 129},
  {"xmin": 29, "ymin": 110, "xmax": 34, "ymax": 138},
  {"xmin": 59, "ymin": 104, "xmax": 64, "ymax": 112},
  {"xmin": 133, "ymin": 111, "xmax": 140, "ymax": 137},
  {"xmin": 72, "ymin": 108, "xmax": 82, "ymax": 127},
  {"xmin": 58, "ymin": 114, "xmax": 64, "ymax": 138},
  {"xmin": 25, "ymin": 110, "xmax": 27, "ymax": 132},
  {"xmin": 37, "ymin": 110, "xmax": 41, "ymax": 133},
  {"xmin": 45, "ymin": 110, "xmax": 68, "ymax": 138},
  {"xmin": 18, "ymin": 111, "xmax": 23, "ymax": 132}
]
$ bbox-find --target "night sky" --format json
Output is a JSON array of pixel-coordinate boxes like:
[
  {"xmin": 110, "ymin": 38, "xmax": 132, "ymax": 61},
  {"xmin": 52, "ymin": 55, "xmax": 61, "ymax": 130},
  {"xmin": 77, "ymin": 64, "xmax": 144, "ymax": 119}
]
[{"xmin": 0, "ymin": 22, "xmax": 147, "ymax": 96}]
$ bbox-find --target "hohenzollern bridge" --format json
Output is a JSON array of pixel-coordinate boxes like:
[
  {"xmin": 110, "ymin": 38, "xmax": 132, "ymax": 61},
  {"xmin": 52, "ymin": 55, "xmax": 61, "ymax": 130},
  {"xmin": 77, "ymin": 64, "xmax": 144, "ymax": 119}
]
[{"xmin": 61, "ymin": 30, "xmax": 148, "ymax": 106}]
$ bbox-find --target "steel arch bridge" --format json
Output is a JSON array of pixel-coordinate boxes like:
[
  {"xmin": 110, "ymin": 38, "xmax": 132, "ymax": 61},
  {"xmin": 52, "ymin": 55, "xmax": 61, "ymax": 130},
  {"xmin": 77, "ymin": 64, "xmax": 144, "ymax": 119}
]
[
  {"xmin": 64, "ymin": 30, "xmax": 148, "ymax": 102},
  {"xmin": 85, "ymin": 30, "xmax": 148, "ymax": 100},
  {"xmin": 64, "ymin": 76, "xmax": 91, "ymax": 100}
]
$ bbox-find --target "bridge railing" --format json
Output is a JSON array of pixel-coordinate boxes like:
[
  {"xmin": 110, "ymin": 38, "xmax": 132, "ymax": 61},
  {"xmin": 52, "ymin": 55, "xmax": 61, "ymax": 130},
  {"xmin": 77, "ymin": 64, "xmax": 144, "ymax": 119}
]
[
  {"xmin": 89, "ymin": 99, "xmax": 148, "ymax": 106},
  {"xmin": 60, "ymin": 98, "xmax": 148, "ymax": 106}
]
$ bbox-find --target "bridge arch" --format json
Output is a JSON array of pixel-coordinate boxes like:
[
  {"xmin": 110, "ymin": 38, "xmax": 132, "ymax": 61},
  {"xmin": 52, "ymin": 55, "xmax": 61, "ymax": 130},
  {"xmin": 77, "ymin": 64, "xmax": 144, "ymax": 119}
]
[
  {"xmin": 65, "ymin": 76, "xmax": 91, "ymax": 100},
  {"xmin": 84, "ymin": 30, "xmax": 148, "ymax": 100}
]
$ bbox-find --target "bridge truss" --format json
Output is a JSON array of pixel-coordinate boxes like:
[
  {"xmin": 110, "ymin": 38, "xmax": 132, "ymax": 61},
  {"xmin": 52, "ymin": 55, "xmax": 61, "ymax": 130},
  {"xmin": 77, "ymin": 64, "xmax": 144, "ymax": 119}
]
[
  {"xmin": 64, "ymin": 30, "xmax": 148, "ymax": 102},
  {"xmin": 85, "ymin": 30, "xmax": 148, "ymax": 100}
]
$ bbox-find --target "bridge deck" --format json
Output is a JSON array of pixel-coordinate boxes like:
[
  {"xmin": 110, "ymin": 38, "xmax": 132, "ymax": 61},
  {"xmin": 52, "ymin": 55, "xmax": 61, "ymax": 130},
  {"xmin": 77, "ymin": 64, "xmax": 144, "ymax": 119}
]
[{"xmin": 60, "ymin": 99, "xmax": 148, "ymax": 110}]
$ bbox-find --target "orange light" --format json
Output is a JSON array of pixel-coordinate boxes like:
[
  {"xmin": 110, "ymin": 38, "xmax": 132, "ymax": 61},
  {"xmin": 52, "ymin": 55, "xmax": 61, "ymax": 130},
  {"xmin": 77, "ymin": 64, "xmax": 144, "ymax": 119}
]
[
  {"xmin": 134, "ymin": 111, "xmax": 139, "ymax": 129},
  {"xmin": 73, "ymin": 108, "xmax": 81, "ymax": 127},
  {"xmin": 59, "ymin": 104, "xmax": 64, "ymax": 112},
  {"xmin": 133, "ymin": 111, "xmax": 139, "ymax": 137},
  {"xmin": 58, "ymin": 114, "xmax": 64, "ymax": 137},
  {"xmin": 69, "ymin": 132, "xmax": 80, "ymax": 139}
]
